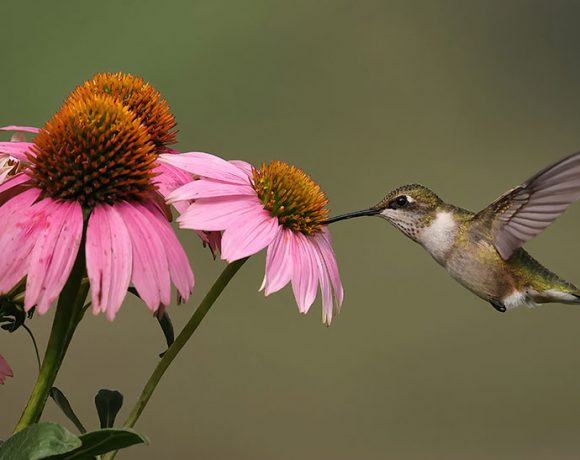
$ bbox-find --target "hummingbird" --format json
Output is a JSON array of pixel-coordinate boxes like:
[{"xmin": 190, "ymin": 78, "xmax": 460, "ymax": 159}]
[{"xmin": 326, "ymin": 152, "xmax": 580, "ymax": 312}]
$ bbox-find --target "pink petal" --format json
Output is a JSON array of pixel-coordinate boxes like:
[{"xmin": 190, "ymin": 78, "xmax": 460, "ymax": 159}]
[
  {"xmin": 118, "ymin": 202, "xmax": 171, "ymax": 312},
  {"xmin": 159, "ymin": 152, "xmax": 251, "ymax": 185},
  {"xmin": 221, "ymin": 210, "xmax": 280, "ymax": 262},
  {"xmin": 315, "ymin": 229, "xmax": 344, "ymax": 306},
  {"xmin": 229, "ymin": 160, "xmax": 253, "ymax": 178},
  {"xmin": 0, "ymin": 189, "xmax": 43, "ymax": 294},
  {"xmin": 25, "ymin": 200, "xmax": 83, "ymax": 314},
  {"xmin": 168, "ymin": 178, "xmax": 254, "ymax": 203},
  {"xmin": 0, "ymin": 142, "xmax": 35, "ymax": 161},
  {"xmin": 309, "ymin": 237, "xmax": 334, "ymax": 324},
  {"xmin": 177, "ymin": 195, "xmax": 263, "ymax": 231},
  {"xmin": 260, "ymin": 227, "xmax": 294, "ymax": 295},
  {"xmin": 291, "ymin": 233, "xmax": 319, "ymax": 314},
  {"xmin": 0, "ymin": 173, "xmax": 31, "ymax": 196},
  {"xmin": 152, "ymin": 161, "xmax": 193, "ymax": 213},
  {"xmin": 0, "ymin": 125, "xmax": 40, "ymax": 134},
  {"xmin": 0, "ymin": 354, "xmax": 13, "ymax": 385},
  {"xmin": 139, "ymin": 203, "xmax": 194, "ymax": 303},
  {"xmin": 86, "ymin": 205, "xmax": 133, "ymax": 321}
]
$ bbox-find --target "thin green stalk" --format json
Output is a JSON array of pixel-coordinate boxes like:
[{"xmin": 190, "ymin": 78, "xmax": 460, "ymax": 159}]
[
  {"xmin": 104, "ymin": 257, "xmax": 248, "ymax": 460},
  {"xmin": 13, "ymin": 246, "xmax": 89, "ymax": 433}
]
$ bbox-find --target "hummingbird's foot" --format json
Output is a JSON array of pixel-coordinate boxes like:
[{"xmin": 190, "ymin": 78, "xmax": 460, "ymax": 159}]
[{"xmin": 489, "ymin": 300, "xmax": 507, "ymax": 313}]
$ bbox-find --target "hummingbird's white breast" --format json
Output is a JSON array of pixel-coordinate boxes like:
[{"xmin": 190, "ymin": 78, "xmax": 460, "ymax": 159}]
[{"xmin": 417, "ymin": 211, "xmax": 458, "ymax": 263}]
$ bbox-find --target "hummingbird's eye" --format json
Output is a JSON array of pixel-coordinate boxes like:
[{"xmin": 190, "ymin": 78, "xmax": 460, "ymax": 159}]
[{"xmin": 390, "ymin": 195, "xmax": 409, "ymax": 209}]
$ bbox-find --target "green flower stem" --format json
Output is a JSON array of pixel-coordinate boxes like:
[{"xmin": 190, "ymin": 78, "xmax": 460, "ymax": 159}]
[
  {"xmin": 103, "ymin": 257, "xmax": 248, "ymax": 460},
  {"xmin": 13, "ymin": 246, "xmax": 89, "ymax": 433}
]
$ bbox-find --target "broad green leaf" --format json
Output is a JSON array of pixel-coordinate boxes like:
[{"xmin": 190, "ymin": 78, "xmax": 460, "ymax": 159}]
[
  {"xmin": 49, "ymin": 387, "xmax": 86, "ymax": 434},
  {"xmin": 50, "ymin": 428, "xmax": 148, "ymax": 459},
  {"xmin": 0, "ymin": 423, "xmax": 80, "ymax": 460},
  {"xmin": 94, "ymin": 389, "xmax": 123, "ymax": 429}
]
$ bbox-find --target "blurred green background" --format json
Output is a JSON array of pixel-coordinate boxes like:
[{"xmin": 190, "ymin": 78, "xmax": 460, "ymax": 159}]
[{"xmin": 3, "ymin": 1, "xmax": 580, "ymax": 459}]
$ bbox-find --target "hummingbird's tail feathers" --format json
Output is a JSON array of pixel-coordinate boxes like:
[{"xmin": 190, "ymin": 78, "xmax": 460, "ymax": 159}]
[{"xmin": 539, "ymin": 289, "xmax": 580, "ymax": 305}]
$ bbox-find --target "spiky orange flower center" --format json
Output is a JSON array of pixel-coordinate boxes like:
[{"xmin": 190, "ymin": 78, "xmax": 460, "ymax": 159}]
[
  {"xmin": 30, "ymin": 94, "xmax": 157, "ymax": 207},
  {"xmin": 67, "ymin": 72, "xmax": 176, "ymax": 149},
  {"xmin": 252, "ymin": 160, "xmax": 329, "ymax": 235}
]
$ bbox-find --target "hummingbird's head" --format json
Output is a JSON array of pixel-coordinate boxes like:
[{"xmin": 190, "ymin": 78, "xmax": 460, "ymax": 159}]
[{"xmin": 325, "ymin": 184, "xmax": 443, "ymax": 241}]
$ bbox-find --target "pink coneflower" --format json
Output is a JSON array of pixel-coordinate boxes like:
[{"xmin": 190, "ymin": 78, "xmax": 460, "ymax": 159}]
[
  {"xmin": 159, "ymin": 154, "xmax": 343, "ymax": 324},
  {"xmin": 0, "ymin": 354, "xmax": 13, "ymax": 384},
  {"xmin": 71, "ymin": 73, "xmax": 221, "ymax": 255},
  {"xmin": 0, "ymin": 78, "xmax": 193, "ymax": 320}
]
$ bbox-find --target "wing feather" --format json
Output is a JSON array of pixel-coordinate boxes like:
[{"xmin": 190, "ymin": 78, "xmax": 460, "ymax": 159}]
[{"xmin": 478, "ymin": 151, "xmax": 580, "ymax": 259}]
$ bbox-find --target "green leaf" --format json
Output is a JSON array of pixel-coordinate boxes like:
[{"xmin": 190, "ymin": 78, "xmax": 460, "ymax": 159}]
[
  {"xmin": 50, "ymin": 428, "xmax": 148, "ymax": 459},
  {"xmin": 0, "ymin": 422, "xmax": 81, "ymax": 460},
  {"xmin": 156, "ymin": 311, "xmax": 174, "ymax": 357},
  {"xmin": 94, "ymin": 389, "xmax": 123, "ymax": 429},
  {"xmin": 49, "ymin": 387, "xmax": 86, "ymax": 434}
]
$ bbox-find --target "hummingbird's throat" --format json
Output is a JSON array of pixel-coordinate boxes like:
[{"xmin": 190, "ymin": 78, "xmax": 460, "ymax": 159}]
[{"xmin": 252, "ymin": 160, "xmax": 329, "ymax": 235}]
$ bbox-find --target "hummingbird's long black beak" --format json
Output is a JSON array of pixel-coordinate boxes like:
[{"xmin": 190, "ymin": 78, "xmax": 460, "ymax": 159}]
[{"xmin": 324, "ymin": 208, "xmax": 381, "ymax": 224}]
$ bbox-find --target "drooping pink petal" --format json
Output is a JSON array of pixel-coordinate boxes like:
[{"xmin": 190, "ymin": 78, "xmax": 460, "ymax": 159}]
[
  {"xmin": 0, "ymin": 354, "xmax": 13, "ymax": 385},
  {"xmin": 86, "ymin": 204, "xmax": 133, "ymax": 320},
  {"xmin": 0, "ymin": 142, "xmax": 35, "ymax": 161},
  {"xmin": 140, "ymin": 202, "xmax": 194, "ymax": 303},
  {"xmin": 221, "ymin": 210, "xmax": 280, "ymax": 262},
  {"xmin": 0, "ymin": 189, "xmax": 43, "ymax": 294},
  {"xmin": 0, "ymin": 125, "xmax": 40, "ymax": 134},
  {"xmin": 315, "ymin": 228, "xmax": 344, "ymax": 306},
  {"xmin": 152, "ymin": 161, "xmax": 193, "ymax": 213},
  {"xmin": 290, "ymin": 233, "xmax": 319, "ymax": 314},
  {"xmin": 177, "ymin": 195, "xmax": 263, "ymax": 231},
  {"xmin": 25, "ymin": 200, "xmax": 83, "ymax": 314},
  {"xmin": 118, "ymin": 202, "xmax": 171, "ymax": 312},
  {"xmin": 309, "ymin": 238, "xmax": 334, "ymax": 324},
  {"xmin": 159, "ymin": 152, "xmax": 251, "ymax": 185},
  {"xmin": 260, "ymin": 227, "xmax": 294, "ymax": 295},
  {"xmin": 168, "ymin": 178, "xmax": 254, "ymax": 203}
]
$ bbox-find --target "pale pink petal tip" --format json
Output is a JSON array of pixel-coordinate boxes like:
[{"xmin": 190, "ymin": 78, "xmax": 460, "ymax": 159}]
[
  {"xmin": 0, "ymin": 354, "xmax": 13, "ymax": 385},
  {"xmin": 0, "ymin": 125, "xmax": 40, "ymax": 134}
]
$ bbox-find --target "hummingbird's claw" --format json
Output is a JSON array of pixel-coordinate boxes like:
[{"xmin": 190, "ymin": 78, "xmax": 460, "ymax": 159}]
[{"xmin": 489, "ymin": 300, "xmax": 507, "ymax": 313}]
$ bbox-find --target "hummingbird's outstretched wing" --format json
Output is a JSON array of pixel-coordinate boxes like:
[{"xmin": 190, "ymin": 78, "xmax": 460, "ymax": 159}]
[{"xmin": 477, "ymin": 151, "xmax": 580, "ymax": 260}]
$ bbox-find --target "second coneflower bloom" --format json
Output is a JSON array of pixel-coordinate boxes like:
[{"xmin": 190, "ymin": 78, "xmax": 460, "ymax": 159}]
[
  {"xmin": 159, "ymin": 153, "xmax": 343, "ymax": 324},
  {"xmin": 0, "ymin": 88, "xmax": 193, "ymax": 320}
]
